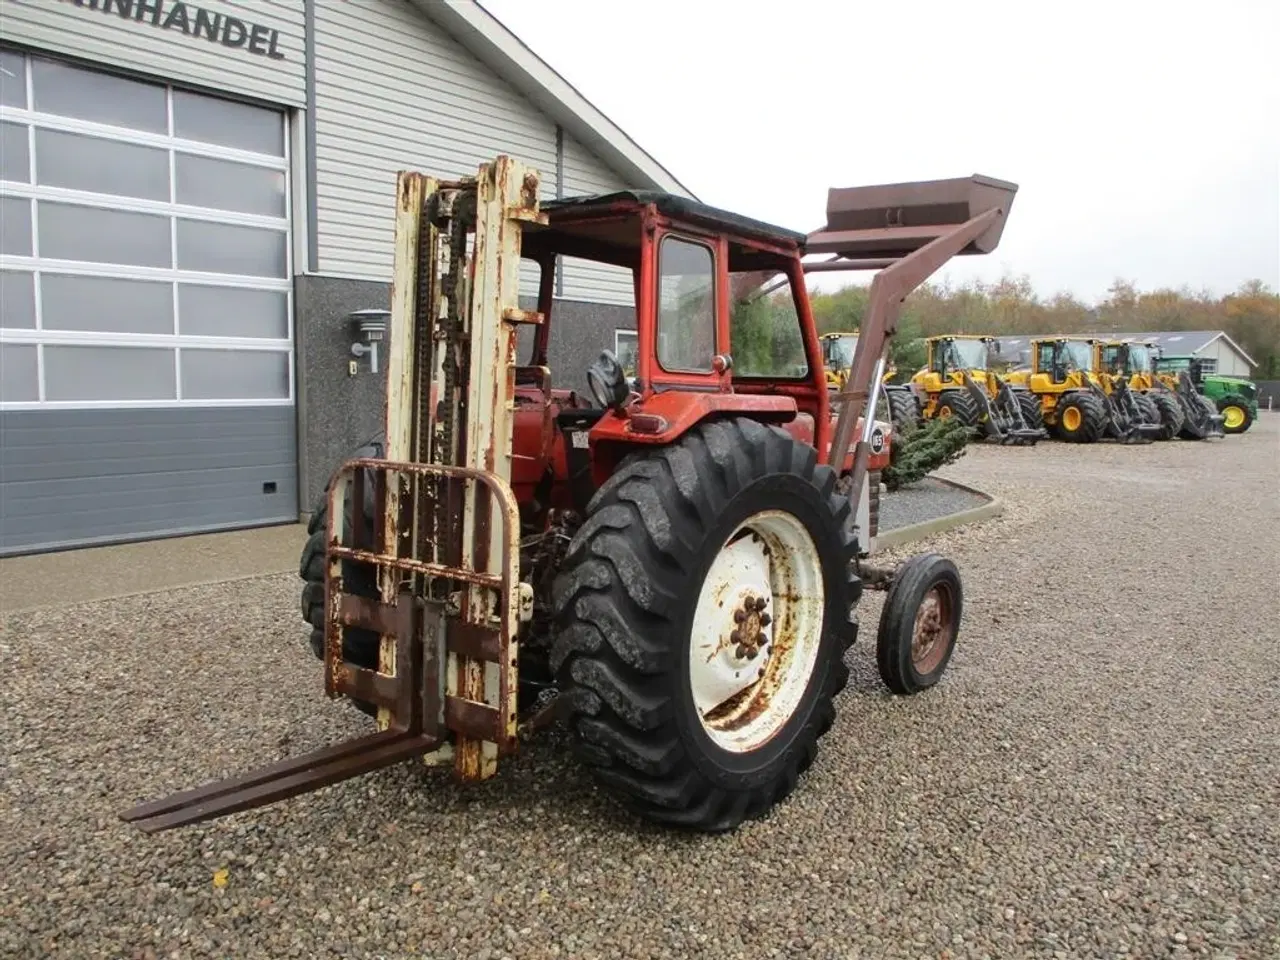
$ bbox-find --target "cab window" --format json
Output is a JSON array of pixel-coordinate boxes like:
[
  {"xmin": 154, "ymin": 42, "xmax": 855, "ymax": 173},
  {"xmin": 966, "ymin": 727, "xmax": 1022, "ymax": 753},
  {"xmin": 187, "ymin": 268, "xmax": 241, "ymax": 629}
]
[
  {"xmin": 728, "ymin": 270, "xmax": 808, "ymax": 379},
  {"xmin": 656, "ymin": 235, "xmax": 716, "ymax": 373}
]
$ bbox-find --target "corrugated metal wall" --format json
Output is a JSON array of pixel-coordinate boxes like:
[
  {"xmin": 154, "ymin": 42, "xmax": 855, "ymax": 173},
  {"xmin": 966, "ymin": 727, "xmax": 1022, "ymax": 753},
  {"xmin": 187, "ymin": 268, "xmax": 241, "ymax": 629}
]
[
  {"xmin": 312, "ymin": 0, "xmax": 634, "ymax": 306},
  {"xmin": 0, "ymin": 0, "xmax": 305, "ymax": 106}
]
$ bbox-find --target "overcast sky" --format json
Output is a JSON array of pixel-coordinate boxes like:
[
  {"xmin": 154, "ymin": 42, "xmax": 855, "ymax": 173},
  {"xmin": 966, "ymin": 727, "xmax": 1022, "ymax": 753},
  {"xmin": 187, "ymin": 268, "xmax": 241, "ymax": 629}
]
[{"xmin": 479, "ymin": 0, "xmax": 1279, "ymax": 303}]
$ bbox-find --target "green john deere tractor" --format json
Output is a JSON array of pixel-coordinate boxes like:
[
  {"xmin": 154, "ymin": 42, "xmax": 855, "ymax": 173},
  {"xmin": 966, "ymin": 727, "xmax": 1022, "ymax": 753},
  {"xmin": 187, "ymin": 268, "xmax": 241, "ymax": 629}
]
[{"xmin": 1154, "ymin": 355, "xmax": 1258, "ymax": 435}]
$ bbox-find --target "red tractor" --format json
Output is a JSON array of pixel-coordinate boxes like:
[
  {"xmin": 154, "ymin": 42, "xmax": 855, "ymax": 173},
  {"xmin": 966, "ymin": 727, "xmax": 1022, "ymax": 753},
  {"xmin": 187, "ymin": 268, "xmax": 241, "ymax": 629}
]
[{"xmin": 123, "ymin": 158, "xmax": 1017, "ymax": 833}]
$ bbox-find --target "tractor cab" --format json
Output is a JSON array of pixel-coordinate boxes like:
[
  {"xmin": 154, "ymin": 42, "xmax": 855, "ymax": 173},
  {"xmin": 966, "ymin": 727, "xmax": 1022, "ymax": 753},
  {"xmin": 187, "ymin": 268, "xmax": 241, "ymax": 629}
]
[
  {"xmin": 820, "ymin": 332, "xmax": 859, "ymax": 389},
  {"xmin": 1031, "ymin": 336, "xmax": 1096, "ymax": 385}
]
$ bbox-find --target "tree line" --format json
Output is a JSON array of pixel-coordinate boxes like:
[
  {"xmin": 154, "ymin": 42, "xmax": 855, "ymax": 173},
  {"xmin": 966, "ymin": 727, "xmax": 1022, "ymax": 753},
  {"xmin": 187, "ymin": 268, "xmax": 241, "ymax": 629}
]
[{"xmin": 809, "ymin": 276, "xmax": 1280, "ymax": 379}]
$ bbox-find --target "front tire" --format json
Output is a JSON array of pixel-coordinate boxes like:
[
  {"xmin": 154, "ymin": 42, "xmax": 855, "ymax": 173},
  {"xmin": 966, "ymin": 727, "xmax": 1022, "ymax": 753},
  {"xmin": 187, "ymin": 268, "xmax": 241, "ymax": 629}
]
[
  {"xmin": 884, "ymin": 386, "xmax": 922, "ymax": 432},
  {"xmin": 1053, "ymin": 392, "xmax": 1106, "ymax": 443},
  {"xmin": 876, "ymin": 553, "xmax": 962, "ymax": 695},
  {"xmin": 1217, "ymin": 395, "xmax": 1253, "ymax": 434},
  {"xmin": 551, "ymin": 417, "xmax": 860, "ymax": 832},
  {"xmin": 1148, "ymin": 391, "xmax": 1184, "ymax": 441},
  {"xmin": 935, "ymin": 389, "xmax": 981, "ymax": 430},
  {"xmin": 1015, "ymin": 391, "xmax": 1045, "ymax": 432}
]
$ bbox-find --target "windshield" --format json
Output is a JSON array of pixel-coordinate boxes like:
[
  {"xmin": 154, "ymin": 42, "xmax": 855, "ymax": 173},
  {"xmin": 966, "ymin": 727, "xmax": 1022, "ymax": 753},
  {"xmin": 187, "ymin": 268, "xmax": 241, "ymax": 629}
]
[
  {"xmin": 1062, "ymin": 341, "xmax": 1093, "ymax": 371},
  {"xmin": 823, "ymin": 335, "xmax": 858, "ymax": 370},
  {"xmin": 1127, "ymin": 345, "xmax": 1152, "ymax": 372},
  {"xmin": 943, "ymin": 338, "xmax": 989, "ymax": 371}
]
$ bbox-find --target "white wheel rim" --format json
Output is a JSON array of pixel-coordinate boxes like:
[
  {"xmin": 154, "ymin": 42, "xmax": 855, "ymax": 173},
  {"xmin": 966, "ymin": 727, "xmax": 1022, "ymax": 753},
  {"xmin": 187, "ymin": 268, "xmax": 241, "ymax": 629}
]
[{"xmin": 688, "ymin": 510, "xmax": 826, "ymax": 753}]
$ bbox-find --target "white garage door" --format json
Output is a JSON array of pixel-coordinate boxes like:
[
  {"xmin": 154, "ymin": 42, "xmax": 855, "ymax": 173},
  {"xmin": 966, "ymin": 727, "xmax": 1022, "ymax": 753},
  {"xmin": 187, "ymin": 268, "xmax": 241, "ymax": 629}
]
[{"xmin": 0, "ymin": 46, "xmax": 297, "ymax": 556}]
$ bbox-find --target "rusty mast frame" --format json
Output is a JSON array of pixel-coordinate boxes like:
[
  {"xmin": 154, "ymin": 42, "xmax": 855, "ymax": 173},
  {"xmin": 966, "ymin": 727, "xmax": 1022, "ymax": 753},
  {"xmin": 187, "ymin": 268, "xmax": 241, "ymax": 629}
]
[{"xmin": 121, "ymin": 158, "xmax": 544, "ymax": 832}]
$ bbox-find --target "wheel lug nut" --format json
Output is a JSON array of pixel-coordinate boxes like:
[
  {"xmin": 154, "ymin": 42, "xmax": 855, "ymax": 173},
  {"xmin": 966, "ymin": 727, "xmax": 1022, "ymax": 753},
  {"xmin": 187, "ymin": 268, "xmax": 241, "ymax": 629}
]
[
  {"xmin": 759, "ymin": 613, "xmax": 772, "ymax": 627},
  {"xmin": 735, "ymin": 644, "xmax": 747, "ymax": 659},
  {"xmin": 733, "ymin": 610, "xmax": 746, "ymax": 623},
  {"xmin": 746, "ymin": 647, "xmax": 759, "ymax": 660},
  {"xmin": 730, "ymin": 629, "xmax": 742, "ymax": 644}
]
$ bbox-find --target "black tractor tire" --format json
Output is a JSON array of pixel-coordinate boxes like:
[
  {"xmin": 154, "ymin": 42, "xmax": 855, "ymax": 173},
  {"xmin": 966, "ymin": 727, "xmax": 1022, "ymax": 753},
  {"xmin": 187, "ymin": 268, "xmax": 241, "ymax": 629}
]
[
  {"xmin": 934, "ymin": 389, "xmax": 981, "ymax": 430},
  {"xmin": 1132, "ymin": 393, "xmax": 1161, "ymax": 432},
  {"xmin": 1217, "ymin": 394, "xmax": 1254, "ymax": 434},
  {"xmin": 1148, "ymin": 391, "xmax": 1184, "ymax": 441},
  {"xmin": 1052, "ymin": 391, "xmax": 1107, "ymax": 443},
  {"xmin": 1179, "ymin": 393, "xmax": 1222, "ymax": 440},
  {"xmin": 876, "ymin": 553, "xmax": 962, "ymax": 695},
  {"xmin": 1015, "ymin": 391, "xmax": 1045, "ymax": 432},
  {"xmin": 299, "ymin": 435, "xmax": 386, "ymax": 717},
  {"xmin": 550, "ymin": 417, "xmax": 861, "ymax": 833},
  {"xmin": 884, "ymin": 386, "xmax": 922, "ymax": 432}
]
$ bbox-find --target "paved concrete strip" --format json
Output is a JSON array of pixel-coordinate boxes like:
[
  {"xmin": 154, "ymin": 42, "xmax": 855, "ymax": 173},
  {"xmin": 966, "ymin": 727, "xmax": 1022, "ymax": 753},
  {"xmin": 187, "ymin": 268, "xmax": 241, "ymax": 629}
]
[
  {"xmin": 873, "ymin": 476, "xmax": 1004, "ymax": 553},
  {"xmin": 0, "ymin": 522, "xmax": 308, "ymax": 614}
]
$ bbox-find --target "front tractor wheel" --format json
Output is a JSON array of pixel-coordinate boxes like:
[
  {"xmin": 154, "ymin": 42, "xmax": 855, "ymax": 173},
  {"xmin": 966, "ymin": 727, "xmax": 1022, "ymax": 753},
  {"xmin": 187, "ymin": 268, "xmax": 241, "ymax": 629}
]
[
  {"xmin": 876, "ymin": 553, "xmax": 962, "ymax": 695},
  {"xmin": 551, "ymin": 418, "xmax": 860, "ymax": 832},
  {"xmin": 1217, "ymin": 396, "xmax": 1253, "ymax": 434},
  {"xmin": 1053, "ymin": 392, "xmax": 1106, "ymax": 443},
  {"xmin": 934, "ymin": 389, "xmax": 981, "ymax": 430}
]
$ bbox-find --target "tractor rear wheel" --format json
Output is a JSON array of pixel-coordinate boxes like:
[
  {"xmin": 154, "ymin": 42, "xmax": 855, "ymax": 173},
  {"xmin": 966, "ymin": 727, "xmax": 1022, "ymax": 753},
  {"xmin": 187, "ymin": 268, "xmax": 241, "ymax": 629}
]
[
  {"xmin": 298, "ymin": 435, "xmax": 386, "ymax": 717},
  {"xmin": 551, "ymin": 417, "xmax": 860, "ymax": 832},
  {"xmin": 1148, "ymin": 391, "xmax": 1184, "ymax": 441},
  {"xmin": 935, "ymin": 390, "xmax": 980, "ymax": 429},
  {"xmin": 884, "ymin": 386, "xmax": 922, "ymax": 432},
  {"xmin": 1053, "ymin": 392, "xmax": 1106, "ymax": 443},
  {"xmin": 1015, "ymin": 391, "xmax": 1044, "ymax": 432},
  {"xmin": 1217, "ymin": 395, "xmax": 1253, "ymax": 434}
]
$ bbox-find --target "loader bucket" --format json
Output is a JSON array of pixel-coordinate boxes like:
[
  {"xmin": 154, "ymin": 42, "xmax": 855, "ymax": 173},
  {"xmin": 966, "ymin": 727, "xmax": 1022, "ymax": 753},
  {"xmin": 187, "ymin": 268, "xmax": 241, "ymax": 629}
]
[{"xmin": 806, "ymin": 175, "xmax": 1019, "ymax": 261}]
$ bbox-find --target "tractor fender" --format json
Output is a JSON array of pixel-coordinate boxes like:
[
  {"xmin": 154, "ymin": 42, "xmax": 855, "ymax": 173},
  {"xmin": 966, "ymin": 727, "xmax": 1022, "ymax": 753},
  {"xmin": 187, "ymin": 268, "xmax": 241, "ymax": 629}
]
[{"xmin": 585, "ymin": 391, "xmax": 798, "ymax": 487}]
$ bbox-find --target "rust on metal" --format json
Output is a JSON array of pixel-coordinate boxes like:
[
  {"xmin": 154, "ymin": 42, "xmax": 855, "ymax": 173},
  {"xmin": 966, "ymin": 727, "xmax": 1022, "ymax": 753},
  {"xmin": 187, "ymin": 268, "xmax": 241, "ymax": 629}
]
[
  {"xmin": 912, "ymin": 583, "xmax": 955, "ymax": 673},
  {"xmin": 448, "ymin": 620, "xmax": 502, "ymax": 661}
]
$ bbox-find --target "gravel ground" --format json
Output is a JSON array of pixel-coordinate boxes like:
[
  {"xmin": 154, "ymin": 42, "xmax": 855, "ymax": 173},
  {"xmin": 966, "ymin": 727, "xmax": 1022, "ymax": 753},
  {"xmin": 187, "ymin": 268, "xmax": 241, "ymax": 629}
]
[
  {"xmin": 3, "ymin": 417, "xmax": 1278, "ymax": 960},
  {"xmin": 879, "ymin": 476, "xmax": 990, "ymax": 532}
]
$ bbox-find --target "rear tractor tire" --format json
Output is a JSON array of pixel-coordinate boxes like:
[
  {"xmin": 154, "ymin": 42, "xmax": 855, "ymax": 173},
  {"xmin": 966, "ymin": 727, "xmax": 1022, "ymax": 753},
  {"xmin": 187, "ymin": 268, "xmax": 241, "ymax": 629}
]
[
  {"xmin": 1052, "ymin": 392, "xmax": 1107, "ymax": 443},
  {"xmin": 1148, "ymin": 391, "xmax": 1184, "ymax": 441},
  {"xmin": 298, "ymin": 435, "xmax": 387, "ymax": 718},
  {"xmin": 551, "ymin": 417, "xmax": 861, "ymax": 832},
  {"xmin": 876, "ymin": 553, "xmax": 962, "ymax": 695},
  {"xmin": 1217, "ymin": 395, "xmax": 1253, "ymax": 434}
]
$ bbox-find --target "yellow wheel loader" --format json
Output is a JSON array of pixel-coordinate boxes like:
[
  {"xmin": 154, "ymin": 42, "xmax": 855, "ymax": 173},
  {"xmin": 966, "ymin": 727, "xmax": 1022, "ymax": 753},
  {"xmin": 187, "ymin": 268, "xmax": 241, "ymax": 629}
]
[
  {"xmin": 908, "ymin": 335, "xmax": 1046, "ymax": 444},
  {"xmin": 1007, "ymin": 336, "xmax": 1159, "ymax": 444},
  {"xmin": 821, "ymin": 331, "xmax": 920, "ymax": 432},
  {"xmin": 1094, "ymin": 338, "xmax": 1184, "ymax": 441}
]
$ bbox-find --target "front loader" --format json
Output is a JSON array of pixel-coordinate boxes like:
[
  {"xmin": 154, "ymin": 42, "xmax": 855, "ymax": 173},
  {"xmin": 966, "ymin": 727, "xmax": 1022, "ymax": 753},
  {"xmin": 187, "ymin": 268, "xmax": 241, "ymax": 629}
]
[
  {"xmin": 121, "ymin": 159, "xmax": 1018, "ymax": 835},
  {"xmin": 908, "ymin": 334, "xmax": 1046, "ymax": 444}
]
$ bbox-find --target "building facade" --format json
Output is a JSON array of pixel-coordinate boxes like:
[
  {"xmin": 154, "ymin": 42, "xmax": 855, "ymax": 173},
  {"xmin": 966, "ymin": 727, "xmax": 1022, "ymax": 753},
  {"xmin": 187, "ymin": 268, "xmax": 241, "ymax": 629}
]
[{"xmin": 0, "ymin": 0, "xmax": 692, "ymax": 556}]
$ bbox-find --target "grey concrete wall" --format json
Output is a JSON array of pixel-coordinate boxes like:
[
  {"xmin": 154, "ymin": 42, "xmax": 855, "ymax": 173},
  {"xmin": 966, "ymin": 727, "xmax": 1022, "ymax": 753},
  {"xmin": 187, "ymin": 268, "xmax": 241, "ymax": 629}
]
[{"xmin": 295, "ymin": 273, "xmax": 633, "ymax": 512}]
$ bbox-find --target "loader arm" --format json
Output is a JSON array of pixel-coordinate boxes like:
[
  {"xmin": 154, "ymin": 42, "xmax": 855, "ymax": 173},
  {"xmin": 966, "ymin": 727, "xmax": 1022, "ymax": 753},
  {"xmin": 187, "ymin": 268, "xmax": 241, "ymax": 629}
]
[{"xmin": 803, "ymin": 175, "xmax": 1020, "ymax": 508}]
